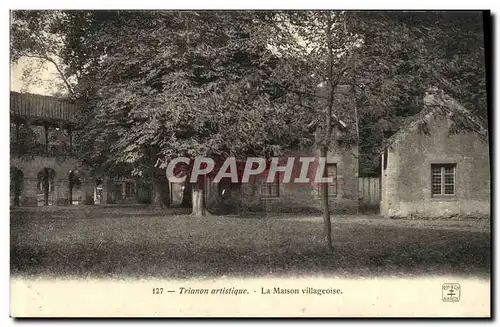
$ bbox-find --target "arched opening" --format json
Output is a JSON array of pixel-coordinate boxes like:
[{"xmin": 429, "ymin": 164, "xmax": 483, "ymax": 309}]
[
  {"xmin": 10, "ymin": 167, "xmax": 24, "ymax": 206},
  {"xmin": 37, "ymin": 168, "xmax": 56, "ymax": 206},
  {"xmin": 68, "ymin": 169, "xmax": 83, "ymax": 205}
]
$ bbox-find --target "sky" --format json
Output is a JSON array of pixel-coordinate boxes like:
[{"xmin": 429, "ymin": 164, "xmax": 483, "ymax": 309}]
[{"xmin": 10, "ymin": 57, "xmax": 61, "ymax": 96}]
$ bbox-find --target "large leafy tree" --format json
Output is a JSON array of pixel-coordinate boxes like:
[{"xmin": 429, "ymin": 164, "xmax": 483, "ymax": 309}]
[
  {"xmin": 88, "ymin": 11, "xmax": 317, "ymax": 214},
  {"xmin": 274, "ymin": 11, "xmax": 487, "ymax": 177},
  {"xmin": 346, "ymin": 11, "xmax": 487, "ymax": 175},
  {"xmin": 11, "ymin": 10, "xmax": 314, "ymax": 214},
  {"xmin": 263, "ymin": 10, "xmax": 487, "ymax": 249},
  {"xmin": 265, "ymin": 11, "xmax": 361, "ymax": 251}
]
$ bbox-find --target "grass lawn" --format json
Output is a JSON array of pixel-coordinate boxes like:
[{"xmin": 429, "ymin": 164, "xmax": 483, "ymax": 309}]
[{"xmin": 10, "ymin": 206, "xmax": 491, "ymax": 279}]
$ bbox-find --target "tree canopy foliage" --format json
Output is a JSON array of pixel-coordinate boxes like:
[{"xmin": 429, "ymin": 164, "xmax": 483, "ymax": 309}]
[{"xmin": 346, "ymin": 11, "xmax": 487, "ymax": 174}]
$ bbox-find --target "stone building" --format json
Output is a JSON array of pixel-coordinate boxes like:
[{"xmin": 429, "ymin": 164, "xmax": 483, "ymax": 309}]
[
  {"xmin": 380, "ymin": 90, "xmax": 490, "ymax": 218},
  {"xmin": 205, "ymin": 120, "xmax": 360, "ymax": 214},
  {"xmin": 239, "ymin": 145, "xmax": 359, "ymax": 213},
  {"xmin": 10, "ymin": 91, "xmax": 146, "ymax": 207},
  {"xmin": 205, "ymin": 85, "xmax": 361, "ymax": 214},
  {"xmin": 11, "ymin": 90, "xmax": 360, "ymax": 212}
]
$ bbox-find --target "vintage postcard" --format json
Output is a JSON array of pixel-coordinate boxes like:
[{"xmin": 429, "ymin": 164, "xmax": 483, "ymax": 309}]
[{"xmin": 9, "ymin": 9, "xmax": 491, "ymax": 318}]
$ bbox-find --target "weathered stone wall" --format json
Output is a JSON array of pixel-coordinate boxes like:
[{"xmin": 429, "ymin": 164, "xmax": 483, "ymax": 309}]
[
  {"xmin": 11, "ymin": 156, "xmax": 85, "ymax": 206},
  {"xmin": 10, "ymin": 155, "xmax": 137, "ymax": 207},
  {"xmin": 234, "ymin": 146, "xmax": 359, "ymax": 213},
  {"xmin": 380, "ymin": 116, "xmax": 490, "ymax": 218},
  {"xmin": 10, "ymin": 91, "xmax": 145, "ymax": 207}
]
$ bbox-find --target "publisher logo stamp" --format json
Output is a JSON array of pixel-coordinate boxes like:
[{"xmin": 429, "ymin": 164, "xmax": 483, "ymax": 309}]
[{"xmin": 442, "ymin": 283, "xmax": 461, "ymax": 302}]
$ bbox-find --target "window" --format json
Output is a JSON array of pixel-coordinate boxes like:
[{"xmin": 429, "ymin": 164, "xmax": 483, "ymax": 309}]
[
  {"xmin": 431, "ymin": 164, "xmax": 456, "ymax": 196},
  {"xmin": 125, "ymin": 182, "xmax": 136, "ymax": 197},
  {"xmin": 261, "ymin": 177, "xmax": 279, "ymax": 199},
  {"xmin": 318, "ymin": 163, "xmax": 337, "ymax": 198}
]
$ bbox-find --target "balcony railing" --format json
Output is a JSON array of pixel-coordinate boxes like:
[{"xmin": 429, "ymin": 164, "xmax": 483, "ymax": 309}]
[{"xmin": 10, "ymin": 141, "xmax": 76, "ymax": 158}]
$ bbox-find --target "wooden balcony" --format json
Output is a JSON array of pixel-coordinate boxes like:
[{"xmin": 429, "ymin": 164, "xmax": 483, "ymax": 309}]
[{"xmin": 10, "ymin": 91, "xmax": 80, "ymax": 125}]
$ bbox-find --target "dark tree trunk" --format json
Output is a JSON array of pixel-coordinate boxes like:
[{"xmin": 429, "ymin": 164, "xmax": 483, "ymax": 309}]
[
  {"xmin": 322, "ymin": 17, "xmax": 335, "ymax": 252},
  {"xmin": 152, "ymin": 177, "xmax": 163, "ymax": 208},
  {"xmin": 181, "ymin": 180, "xmax": 192, "ymax": 208},
  {"xmin": 163, "ymin": 180, "xmax": 171, "ymax": 208},
  {"xmin": 144, "ymin": 145, "xmax": 170, "ymax": 208},
  {"xmin": 320, "ymin": 146, "xmax": 333, "ymax": 251},
  {"xmin": 68, "ymin": 179, "xmax": 73, "ymax": 205},
  {"xmin": 151, "ymin": 167, "xmax": 170, "ymax": 208}
]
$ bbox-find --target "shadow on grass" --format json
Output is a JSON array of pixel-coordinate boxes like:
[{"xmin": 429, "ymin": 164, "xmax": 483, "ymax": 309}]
[
  {"xmin": 10, "ymin": 207, "xmax": 192, "ymax": 220},
  {"xmin": 10, "ymin": 207, "xmax": 491, "ymax": 279},
  {"xmin": 11, "ymin": 230, "xmax": 490, "ymax": 279}
]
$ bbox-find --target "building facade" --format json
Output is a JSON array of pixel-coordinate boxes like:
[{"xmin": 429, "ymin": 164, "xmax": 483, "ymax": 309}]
[
  {"xmin": 10, "ymin": 92, "xmax": 147, "ymax": 207},
  {"xmin": 238, "ymin": 146, "xmax": 359, "ymax": 213},
  {"xmin": 11, "ymin": 91, "xmax": 361, "ymax": 212},
  {"xmin": 380, "ymin": 91, "xmax": 490, "ymax": 218},
  {"xmin": 204, "ymin": 127, "xmax": 360, "ymax": 214}
]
